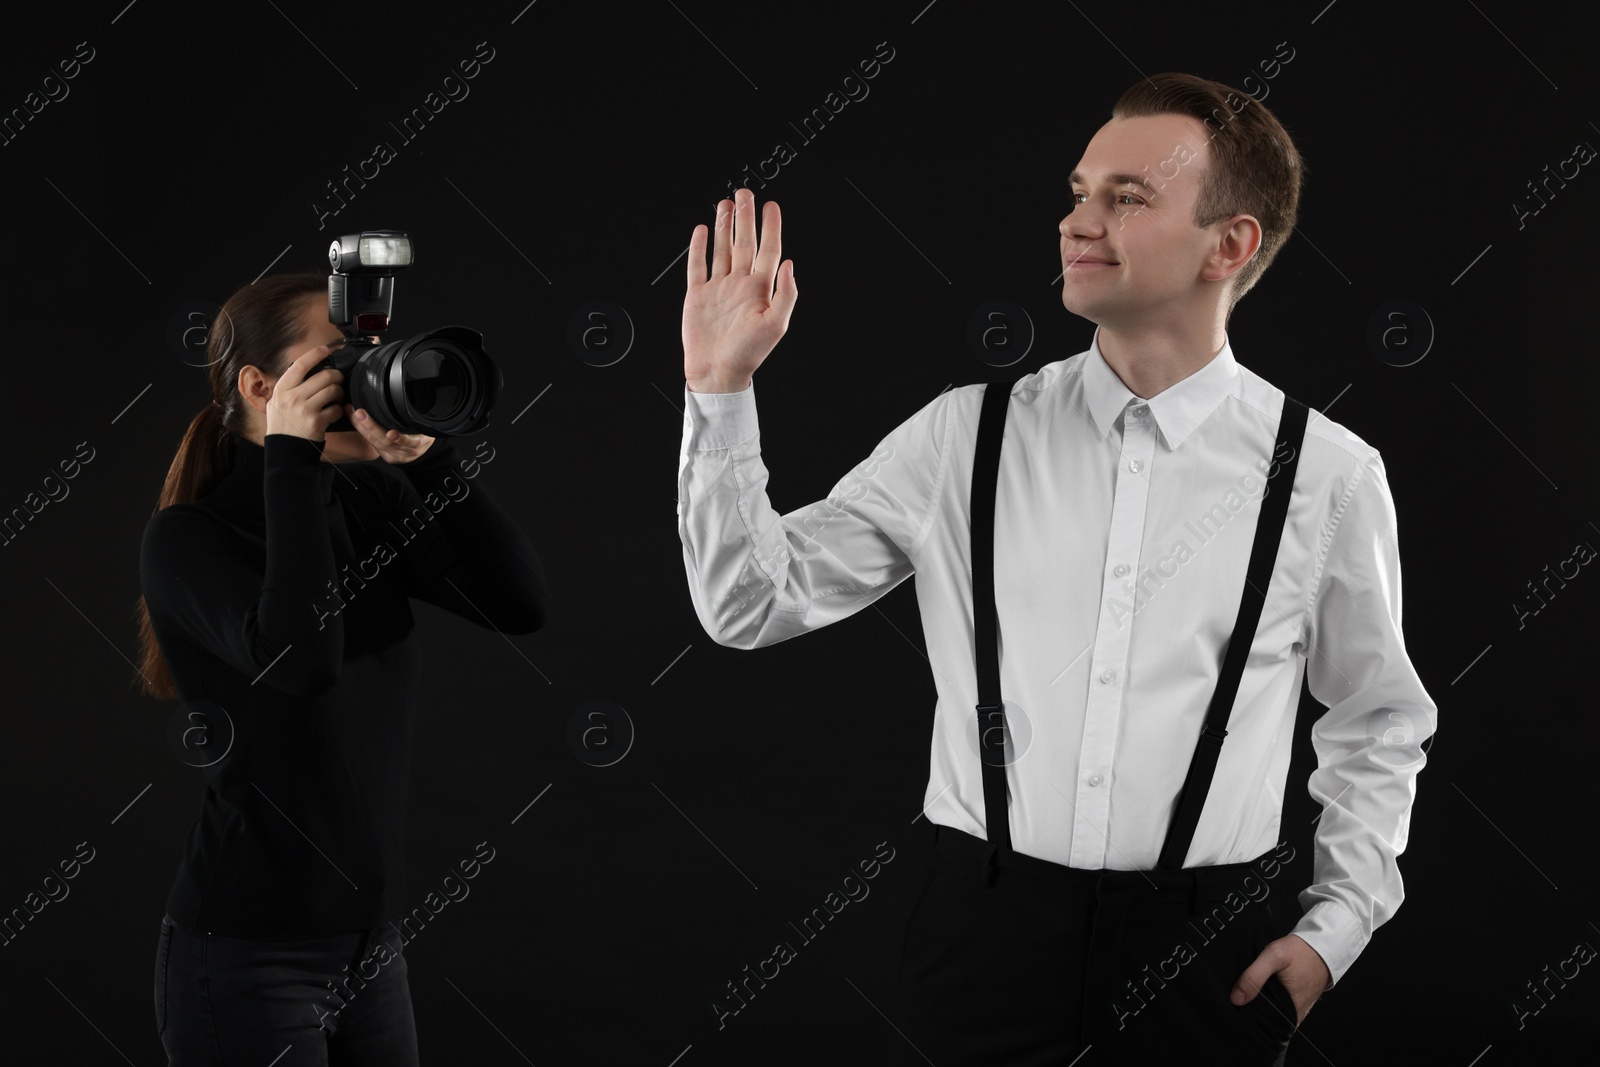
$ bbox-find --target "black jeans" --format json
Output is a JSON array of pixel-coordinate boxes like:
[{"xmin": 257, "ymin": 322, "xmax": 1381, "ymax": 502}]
[
  {"xmin": 889, "ymin": 825, "xmax": 1298, "ymax": 1066},
  {"xmin": 154, "ymin": 913, "xmax": 419, "ymax": 1066}
]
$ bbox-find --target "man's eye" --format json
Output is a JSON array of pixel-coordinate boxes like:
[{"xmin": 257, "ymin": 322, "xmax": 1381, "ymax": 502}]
[{"xmin": 1069, "ymin": 192, "xmax": 1144, "ymax": 205}]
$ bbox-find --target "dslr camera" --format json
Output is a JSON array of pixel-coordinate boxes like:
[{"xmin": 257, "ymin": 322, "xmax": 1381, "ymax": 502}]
[{"xmin": 313, "ymin": 229, "xmax": 501, "ymax": 437}]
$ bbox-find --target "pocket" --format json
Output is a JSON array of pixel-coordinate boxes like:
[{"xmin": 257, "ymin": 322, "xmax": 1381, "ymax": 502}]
[
  {"xmin": 1238, "ymin": 907, "xmax": 1298, "ymax": 1051},
  {"xmin": 1243, "ymin": 970, "xmax": 1298, "ymax": 1052},
  {"xmin": 154, "ymin": 916, "xmax": 173, "ymax": 1036},
  {"xmin": 894, "ymin": 865, "xmax": 940, "ymax": 979},
  {"xmin": 1265, "ymin": 971, "xmax": 1298, "ymax": 1027},
  {"xmin": 1253, "ymin": 902, "xmax": 1299, "ymax": 1031},
  {"xmin": 1251, "ymin": 897, "xmax": 1283, "ymax": 947}
]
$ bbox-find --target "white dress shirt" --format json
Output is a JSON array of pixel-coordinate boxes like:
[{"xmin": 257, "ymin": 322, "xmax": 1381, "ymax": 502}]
[{"xmin": 676, "ymin": 326, "xmax": 1437, "ymax": 989}]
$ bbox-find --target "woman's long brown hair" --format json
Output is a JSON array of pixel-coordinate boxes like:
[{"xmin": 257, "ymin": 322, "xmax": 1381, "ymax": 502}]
[{"xmin": 132, "ymin": 271, "xmax": 330, "ymax": 699}]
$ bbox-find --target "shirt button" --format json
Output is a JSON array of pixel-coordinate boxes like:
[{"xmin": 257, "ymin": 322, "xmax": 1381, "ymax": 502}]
[
  {"xmin": 1100, "ymin": 668, "xmax": 1115, "ymax": 684},
  {"xmin": 1129, "ymin": 459, "xmax": 1142, "ymax": 473},
  {"xmin": 1130, "ymin": 404, "xmax": 1147, "ymax": 417},
  {"xmin": 1088, "ymin": 773, "xmax": 1103, "ymax": 787},
  {"xmin": 1113, "ymin": 563, "xmax": 1129, "ymax": 577}
]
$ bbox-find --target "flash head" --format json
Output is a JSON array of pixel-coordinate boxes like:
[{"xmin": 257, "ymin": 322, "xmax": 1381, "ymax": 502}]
[
  {"xmin": 328, "ymin": 229, "xmax": 412, "ymax": 336},
  {"xmin": 328, "ymin": 230, "xmax": 413, "ymax": 273}
]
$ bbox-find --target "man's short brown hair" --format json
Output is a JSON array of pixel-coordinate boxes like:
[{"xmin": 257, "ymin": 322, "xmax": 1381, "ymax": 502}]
[{"xmin": 1111, "ymin": 72, "xmax": 1307, "ymax": 317}]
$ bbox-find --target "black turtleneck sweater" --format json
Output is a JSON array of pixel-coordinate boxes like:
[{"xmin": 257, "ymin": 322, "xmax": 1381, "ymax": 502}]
[{"xmin": 139, "ymin": 432, "xmax": 550, "ymax": 939}]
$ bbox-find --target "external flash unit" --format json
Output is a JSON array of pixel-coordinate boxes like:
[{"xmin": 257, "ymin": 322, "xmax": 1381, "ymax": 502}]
[{"xmin": 312, "ymin": 229, "xmax": 502, "ymax": 437}]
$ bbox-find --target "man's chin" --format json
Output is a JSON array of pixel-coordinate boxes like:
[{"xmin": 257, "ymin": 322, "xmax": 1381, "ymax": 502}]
[{"xmin": 1059, "ymin": 292, "xmax": 1101, "ymax": 321}]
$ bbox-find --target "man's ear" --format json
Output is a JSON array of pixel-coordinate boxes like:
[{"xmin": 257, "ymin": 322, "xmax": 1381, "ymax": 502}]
[{"xmin": 1204, "ymin": 213, "xmax": 1261, "ymax": 285}]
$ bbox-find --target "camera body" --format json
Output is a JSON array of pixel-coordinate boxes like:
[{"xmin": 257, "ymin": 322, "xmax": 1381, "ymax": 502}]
[{"xmin": 314, "ymin": 230, "xmax": 501, "ymax": 437}]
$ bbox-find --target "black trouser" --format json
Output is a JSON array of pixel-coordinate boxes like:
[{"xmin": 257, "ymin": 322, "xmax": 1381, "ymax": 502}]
[
  {"xmin": 154, "ymin": 913, "xmax": 419, "ymax": 1066},
  {"xmin": 889, "ymin": 825, "xmax": 1297, "ymax": 1066}
]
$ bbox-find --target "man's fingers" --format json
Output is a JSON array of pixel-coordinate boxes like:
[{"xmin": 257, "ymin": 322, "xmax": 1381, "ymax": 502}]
[
  {"xmin": 731, "ymin": 189, "xmax": 756, "ymax": 274},
  {"xmin": 769, "ymin": 259, "xmax": 797, "ymax": 327},
  {"xmin": 686, "ymin": 223, "xmax": 707, "ymax": 288},
  {"xmin": 710, "ymin": 200, "xmax": 732, "ymax": 278},
  {"xmin": 752, "ymin": 200, "xmax": 782, "ymax": 284}
]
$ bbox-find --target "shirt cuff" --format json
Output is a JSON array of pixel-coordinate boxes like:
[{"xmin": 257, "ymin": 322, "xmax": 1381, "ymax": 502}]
[
  {"xmin": 1289, "ymin": 900, "xmax": 1366, "ymax": 990},
  {"xmin": 684, "ymin": 381, "xmax": 759, "ymax": 450}
]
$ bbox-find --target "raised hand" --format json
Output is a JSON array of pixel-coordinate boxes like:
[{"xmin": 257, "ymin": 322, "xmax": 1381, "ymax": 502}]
[{"xmin": 683, "ymin": 188, "xmax": 797, "ymax": 393}]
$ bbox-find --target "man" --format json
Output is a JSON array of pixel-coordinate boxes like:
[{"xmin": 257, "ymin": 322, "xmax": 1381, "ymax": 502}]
[{"xmin": 676, "ymin": 71, "xmax": 1435, "ymax": 1064}]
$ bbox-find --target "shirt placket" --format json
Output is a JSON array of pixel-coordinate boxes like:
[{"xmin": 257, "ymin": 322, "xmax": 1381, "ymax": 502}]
[{"xmin": 1068, "ymin": 397, "xmax": 1158, "ymax": 868}]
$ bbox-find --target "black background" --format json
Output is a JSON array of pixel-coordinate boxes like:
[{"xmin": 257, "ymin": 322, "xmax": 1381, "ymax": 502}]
[{"xmin": 2, "ymin": 0, "xmax": 1598, "ymax": 1063}]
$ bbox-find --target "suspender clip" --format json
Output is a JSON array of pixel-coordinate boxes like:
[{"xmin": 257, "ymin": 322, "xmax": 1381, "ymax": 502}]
[
  {"xmin": 976, "ymin": 702, "xmax": 1005, "ymax": 760},
  {"xmin": 1199, "ymin": 722, "xmax": 1228, "ymax": 747}
]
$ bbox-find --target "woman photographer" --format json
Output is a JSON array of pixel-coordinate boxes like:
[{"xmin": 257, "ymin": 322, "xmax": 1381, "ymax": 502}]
[{"xmin": 133, "ymin": 270, "xmax": 550, "ymax": 1065}]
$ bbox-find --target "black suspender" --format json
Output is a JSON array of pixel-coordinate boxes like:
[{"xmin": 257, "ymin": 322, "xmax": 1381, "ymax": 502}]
[
  {"xmin": 971, "ymin": 378, "xmax": 1016, "ymax": 863},
  {"xmin": 969, "ymin": 377, "xmax": 1309, "ymax": 878},
  {"xmin": 1156, "ymin": 396, "xmax": 1309, "ymax": 868}
]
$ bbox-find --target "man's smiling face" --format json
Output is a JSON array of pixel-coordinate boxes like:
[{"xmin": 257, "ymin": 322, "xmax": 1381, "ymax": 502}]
[{"xmin": 1059, "ymin": 112, "xmax": 1245, "ymax": 327}]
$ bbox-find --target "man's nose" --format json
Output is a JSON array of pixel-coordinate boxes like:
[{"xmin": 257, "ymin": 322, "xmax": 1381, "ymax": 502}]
[{"xmin": 1062, "ymin": 210, "xmax": 1102, "ymax": 238}]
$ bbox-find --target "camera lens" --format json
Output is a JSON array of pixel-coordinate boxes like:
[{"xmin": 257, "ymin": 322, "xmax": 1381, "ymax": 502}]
[
  {"xmin": 356, "ymin": 325, "xmax": 499, "ymax": 437},
  {"xmin": 404, "ymin": 343, "xmax": 470, "ymax": 421}
]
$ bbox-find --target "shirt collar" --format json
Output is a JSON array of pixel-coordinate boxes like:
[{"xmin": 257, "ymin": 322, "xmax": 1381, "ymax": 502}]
[{"xmin": 1081, "ymin": 325, "xmax": 1242, "ymax": 450}]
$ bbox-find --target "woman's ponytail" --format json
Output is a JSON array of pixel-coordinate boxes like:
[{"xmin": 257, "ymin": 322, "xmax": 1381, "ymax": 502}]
[
  {"xmin": 159, "ymin": 400, "xmax": 231, "ymax": 512},
  {"xmin": 132, "ymin": 271, "xmax": 331, "ymax": 700}
]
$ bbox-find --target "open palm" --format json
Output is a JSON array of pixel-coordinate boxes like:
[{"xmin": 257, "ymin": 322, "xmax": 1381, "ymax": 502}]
[{"xmin": 683, "ymin": 189, "xmax": 797, "ymax": 391}]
